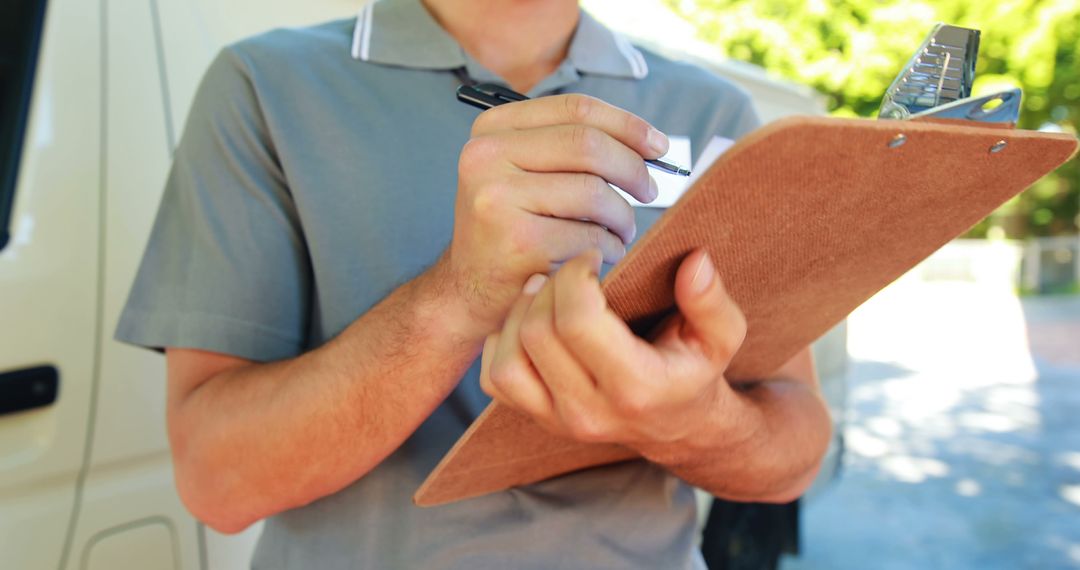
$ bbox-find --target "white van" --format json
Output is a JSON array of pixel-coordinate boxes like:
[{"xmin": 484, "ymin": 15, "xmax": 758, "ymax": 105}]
[{"xmin": 0, "ymin": 1, "xmax": 846, "ymax": 568}]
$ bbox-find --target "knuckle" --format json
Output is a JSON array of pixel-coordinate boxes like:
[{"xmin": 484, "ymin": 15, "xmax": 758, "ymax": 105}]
[
  {"xmin": 586, "ymin": 223, "xmax": 609, "ymax": 249},
  {"xmin": 564, "ymin": 94, "xmax": 598, "ymax": 123},
  {"xmin": 470, "ymin": 107, "xmax": 503, "ymax": 137},
  {"xmin": 632, "ymin": 162, "xmax": 651, "ymax": 193},
  {"xmin": 714, "ymin": 336, "xmax": 740, "ymax": 364},
  {"xmin": 565, "ymin": 412, "xmax": 606, "ymax": 442},
  {"xmin": 619, "ymin": 203, "xmax": 636, "ymax": 238},
  {"xmin": 721, "ymin": 310, "xmax": 749, "ymax": 360},
  {"xmin": 459, "ymin": 136, "xmax": 498, "ymax": 172},
  {"xmin": 583, "ymin": 175, "xmax": 610, "ymax": 211},
  {"xmin": 508, "ymin": 223, "xmax": 539, "ymax": 257},
  {"xmin": 554, "ymin": 310, "xmax": 592, "ymax": 343},
  {"xmin": 626, "ymin": 114, "xmax": 652, "ymax": 148},
  {"xmin": 568, "ymin": 124, "xmax": 602, "ymax": 159},
  {"xmin": 709, "ymin": 300, "xmax": 747, "ymax": 363},
  {"xmin": 519, "ymin": 313, "xmax": 551, "ymax": 350},
  {"xmin": 470, "ymin": 113, "xmax": 490, "ymax": 138},
  {"xmin": 470, "ymin": 181, "xmax": 505, "ymax": 222},
  {"xmin": 489, "ymin": 360, "xmax": 523, "ymax": 392},
  {"xmin": 479, "ymin": 373, "xmax": 495, "ymax": 397},
  {"xmin": 488, "ymin": 362, "xmax": 512, "ymax": 391},
  {"xmin": 612, "ymin": 387, "xmax": 652, "ymax": 417},
  {"xmin": 707, "ymin": 327, "xmax": 737, "ymax": 363},
  {"xmin": 713, "ymin": 343, "xmax": 735, "ymax": 366}
]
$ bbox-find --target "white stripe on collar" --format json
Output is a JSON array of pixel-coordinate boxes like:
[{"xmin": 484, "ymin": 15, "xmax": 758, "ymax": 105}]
[
  {"xmin": 348, "ymin": 1, "xmax": 647, "ymax": 80},
  {"xmin": 613, "ymin": 33, "xmax": 648, "ymax": 79},
  {"xmin": 351, "ymin": 2, "xmax": 376, "ymax": 61}
]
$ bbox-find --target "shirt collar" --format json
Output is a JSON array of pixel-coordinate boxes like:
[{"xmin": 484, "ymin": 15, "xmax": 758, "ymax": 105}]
[
  {"xmin": 567, "ymin": 10, "xmax": 649, "ymax": 79},
  {"xmin": 350, "ymin": 0, "xmax": 648, "ymax": 80}
]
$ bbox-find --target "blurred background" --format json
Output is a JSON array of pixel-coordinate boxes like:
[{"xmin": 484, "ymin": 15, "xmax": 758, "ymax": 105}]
[
  {"xmin": 667, "ymin": 0, "xmax": 1080, "ymax": 247},
  {"xmin": 583, "ymin": 0, "xmax": 1080, "ymax": 568}
]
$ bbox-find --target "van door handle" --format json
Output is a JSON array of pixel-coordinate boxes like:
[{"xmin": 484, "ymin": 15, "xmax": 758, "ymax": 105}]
[{"xmin": 0, "ymin": 365, "xmax": 59, "ymax": 416}]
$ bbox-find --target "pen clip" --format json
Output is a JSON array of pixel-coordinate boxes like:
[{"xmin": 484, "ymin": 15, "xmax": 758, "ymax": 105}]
[{"xmin": 456, "ymin": 83, "xmax": 530, "ymax": 111}]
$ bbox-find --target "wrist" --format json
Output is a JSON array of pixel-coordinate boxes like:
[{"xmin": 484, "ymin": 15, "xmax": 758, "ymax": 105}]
[
  {"xmin": 635, "ymin": 385, "xmax": 765, "ymax": 469},
  {"xmin": 411, "ymin": 252, "xmax": 493, "ymax": 350}
]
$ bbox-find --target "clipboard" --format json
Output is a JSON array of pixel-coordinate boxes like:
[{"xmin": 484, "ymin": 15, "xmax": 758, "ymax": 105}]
[{"xmin": 414, "ymin": 116, "xmax": 1078, "ymax": 507}]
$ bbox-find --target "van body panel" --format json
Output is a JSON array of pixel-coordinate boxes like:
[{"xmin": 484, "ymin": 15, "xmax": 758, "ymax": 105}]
[
  {"xmin": 0, "ymin": 0, "xmax": 102, "ymax": 567},
  {"xmin": 155, "ymin": 0, "xmax": 357, "ymax": 148}
]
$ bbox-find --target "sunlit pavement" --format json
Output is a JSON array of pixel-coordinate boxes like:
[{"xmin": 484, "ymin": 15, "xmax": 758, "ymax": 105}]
[{"xmin": 782, "ymin": 276, "xmax": 1080, "ymax": 570}]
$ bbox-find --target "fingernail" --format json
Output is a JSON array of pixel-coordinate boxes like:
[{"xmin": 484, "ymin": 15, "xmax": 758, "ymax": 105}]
[
  {"xmin": 646, "ymin": 176, "xmax": 659, "ymax": 203},
  {"xmin": 647, "ymin": 127, "xmax": 670, "ymax": 156},
  {"xmin": 523, "ymin": 274, "xmax": 547, "ymax": 295},
  {"xmin": 691, "ymin": 253, "xmax": 714, "ymax": 294}
]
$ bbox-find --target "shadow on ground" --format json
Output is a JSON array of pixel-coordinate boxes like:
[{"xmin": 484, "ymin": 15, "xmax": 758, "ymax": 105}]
[{"xmin": 781, "ymin": 289, "xmax": 1080, "ymax": 570}]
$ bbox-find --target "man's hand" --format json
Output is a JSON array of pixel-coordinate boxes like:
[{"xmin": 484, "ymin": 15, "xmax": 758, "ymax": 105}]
[
  {"xmin": 480, "ymin": 247, "xmax": 748, "ymax": 447},
  {"xmin": 479, "ymin": 248, "xmax": 832, "ymax": 502},
  {"xmin": 438, "ymin": 94, "xmax": 671, "ymax": 337}
]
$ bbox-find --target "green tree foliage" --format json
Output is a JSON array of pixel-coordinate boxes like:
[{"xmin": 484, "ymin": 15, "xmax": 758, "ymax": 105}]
[{"xmin": 667, "ymin": 0, "xmax": 1080, "ymax": 238}]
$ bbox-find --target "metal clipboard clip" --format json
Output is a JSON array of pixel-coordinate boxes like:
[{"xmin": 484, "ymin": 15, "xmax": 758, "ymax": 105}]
[
  {"xmin": 878, "ymin": 23, "xmax": 1022, "ymax": 127},
  {"xmin": 909, "ymin": 88, "xmax": 1022, "ymax": 125}
]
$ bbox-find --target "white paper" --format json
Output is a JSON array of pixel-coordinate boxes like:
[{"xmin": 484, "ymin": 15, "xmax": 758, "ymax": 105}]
[{"xmin": 613, "ymin": 135, "xmax": 735, "ymax": 208}]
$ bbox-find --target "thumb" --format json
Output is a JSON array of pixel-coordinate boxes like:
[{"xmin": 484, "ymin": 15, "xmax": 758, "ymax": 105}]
[{"xmin": 673, "ymin": 249, "xmax": 747, "ymax": 366}]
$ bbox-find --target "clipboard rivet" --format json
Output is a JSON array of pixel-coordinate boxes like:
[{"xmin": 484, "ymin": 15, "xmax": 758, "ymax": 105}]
[
  {"xmin": 888, "ymin": 134, "xmax": 907, "ymax": 148},
  {"xmin": 990, "ymin": 140, "xmax": 1008, "ymax": 153}
]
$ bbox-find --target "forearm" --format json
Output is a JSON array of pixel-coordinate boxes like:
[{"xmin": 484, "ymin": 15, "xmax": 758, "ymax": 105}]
[
  {"xmin": 170, "ymin": 258, "xmax": 484, "ymax": 532},
  {"xmin": 637, "ymin": 378, "xmax": 832, "ymax": 503}
]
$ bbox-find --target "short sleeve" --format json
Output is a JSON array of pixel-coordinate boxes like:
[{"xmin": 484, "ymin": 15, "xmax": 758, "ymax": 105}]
[{"xmin": 115, "ymin": 47, "xmax": 311, "ymax": 362}]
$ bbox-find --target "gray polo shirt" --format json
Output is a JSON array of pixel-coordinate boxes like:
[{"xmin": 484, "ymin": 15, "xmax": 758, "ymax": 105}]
[{"xmin": 117, "ymin": 1, "xmax": 760, "ymax": 568}]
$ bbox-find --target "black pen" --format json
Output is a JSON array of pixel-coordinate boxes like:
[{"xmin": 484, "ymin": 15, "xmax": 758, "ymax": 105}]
[{"xmin": 456, "ymin": 83, "xmax": 692, "ymax": 177}]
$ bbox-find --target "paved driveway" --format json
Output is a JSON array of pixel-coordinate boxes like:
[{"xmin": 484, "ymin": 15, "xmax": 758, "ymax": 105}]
[{"xmin": 782, "ymin": 279, "xmax": 1080, "ymax": 570}]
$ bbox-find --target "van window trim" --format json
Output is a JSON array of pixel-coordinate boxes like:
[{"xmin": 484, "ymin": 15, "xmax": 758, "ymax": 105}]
[{"xmin": 0, "ymin": 0, "xmax": 50, "ymax": 252}]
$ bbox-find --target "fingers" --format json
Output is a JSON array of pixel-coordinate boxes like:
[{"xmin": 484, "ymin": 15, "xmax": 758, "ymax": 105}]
[
  {"xmin": 471, "ymin": 93, "xmax": 670, "ymax": 160},
  {"xmin": 530, "ymin": 216, "xmax": 628, "ymax": 266},
  {"xmin": 477, "ymin": 125, "xmax": 656, "ymax": 204},
  {"xmin": 548, "ymin": 251, "xmax": 661, "ymax": 397},
  {"xmin": 672, "ymin": 249, "xmax": 747, "ymax": 367},
  {"xmin": 478, "ymin": 333, "xmax": 501, "ymax": 397},
  {"xmin": 480, "ymin": 274, "xmax": 555, "ymax": 421},
  {"xmin": 459, "ymin": 173, "xmax": 628, "ymax": 270},
  {"xmin": 510, "ymin": 172, "xmax": 637, "ymax": 245},
  {"xmin": 482, "ymin": 250, "xmax": 747, "ymax": 448},
  {"xmin": 518, "ymin": 274, "xmax": 609, "ymax": 440}
]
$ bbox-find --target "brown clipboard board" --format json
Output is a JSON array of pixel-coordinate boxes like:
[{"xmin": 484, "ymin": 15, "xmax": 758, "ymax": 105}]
[{"xmin": 415, "ymin": 116, "xmax": 1079, "ymax": 507}]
